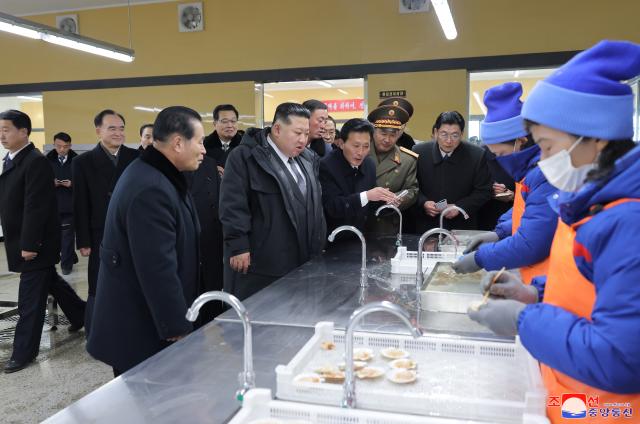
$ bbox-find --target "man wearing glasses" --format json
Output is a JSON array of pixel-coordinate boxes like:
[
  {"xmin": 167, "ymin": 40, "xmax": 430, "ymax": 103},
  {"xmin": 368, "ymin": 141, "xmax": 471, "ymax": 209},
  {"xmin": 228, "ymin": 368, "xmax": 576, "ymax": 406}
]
[
  {"xmin": 204, "ymin": 104, "xmax": 244, "ymax": 175},
  {"xmin": 412, "ymin": 111, "xmax": 492, "ymax": 233}
]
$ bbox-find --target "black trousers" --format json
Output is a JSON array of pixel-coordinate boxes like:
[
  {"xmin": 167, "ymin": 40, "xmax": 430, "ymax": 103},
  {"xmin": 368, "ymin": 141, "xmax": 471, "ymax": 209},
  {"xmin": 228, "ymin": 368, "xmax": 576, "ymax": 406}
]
[
  {"xmin": 12, "ymin": 266, "xmax": 86, "ymax": 363},
  {"xmin": 60, "ymin": 213, "xmax": 78, "ymax": 271}
]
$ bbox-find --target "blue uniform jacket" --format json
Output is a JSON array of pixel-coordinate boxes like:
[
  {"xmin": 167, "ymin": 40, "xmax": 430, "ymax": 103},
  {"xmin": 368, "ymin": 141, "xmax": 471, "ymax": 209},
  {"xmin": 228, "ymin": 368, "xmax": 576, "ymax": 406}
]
[
  {"xmin": 520, "ymin": 144, "xmax": 640, "ymax": 393},
  {"xmin": 475, "ymin": 145, "xmax": 558, "ymax": 271}
]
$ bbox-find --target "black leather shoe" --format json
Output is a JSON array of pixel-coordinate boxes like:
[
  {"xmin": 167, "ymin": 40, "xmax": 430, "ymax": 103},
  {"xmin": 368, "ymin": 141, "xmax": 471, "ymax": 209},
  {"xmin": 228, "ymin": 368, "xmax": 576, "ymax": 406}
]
[
  {"xmin": 4, "ymin": 358, "xmax": 32, "ymax": 374},
  {"xmin": 61, "ymin": 268, "xmax": 72, "ymax": 275},
  {"xmin": 68, "ymin": 323, "xmax": 84, "ymax": 333}
]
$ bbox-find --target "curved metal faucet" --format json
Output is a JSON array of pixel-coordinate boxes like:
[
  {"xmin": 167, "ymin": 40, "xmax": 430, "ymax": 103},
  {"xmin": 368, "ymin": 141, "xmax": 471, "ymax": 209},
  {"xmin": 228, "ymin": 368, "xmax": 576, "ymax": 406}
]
[
  {"xmin": 416, "ymin": 228, "xmax": 458, "ymax": 292},
  {"xmin": 375, "ymin": 204, "xmax": 403, "ymax": 246},
  {"xmin": 328, "ymin": 225, "xmax": 367, "ymax": 286},
  {"xmin": 186, "ymin": 291, "xmax": 254, "ymax": 402},
  {"xmin": 342, "ymin": 301, "xmax": 422, "ymax": 409},
  {"xmin": 439, "ymin": 205, "xmax": 469, "ymax": 246}
]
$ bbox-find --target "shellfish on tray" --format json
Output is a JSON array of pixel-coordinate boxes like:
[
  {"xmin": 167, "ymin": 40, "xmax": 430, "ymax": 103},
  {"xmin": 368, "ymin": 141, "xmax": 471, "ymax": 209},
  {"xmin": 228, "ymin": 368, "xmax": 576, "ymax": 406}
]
[
  {"xmin": 389, "ymin": 358, "xmax": 417, "ymax": 370},
  {"xmin": 321, "ymin": 370, "xmax": 345, "ymax": 384},
  {"xmin": 386, "ymin": 369, "xmax": 417, "ymax": 384},
  {"xmin": 351, "ymin": 348, "xmax": 374, "ymax": 361},
  {"xmin": 338, "ymin": 360, "xmax": 367, "ymax": 371},
  {"xmin": 355, "ymin": 366, "xmax": 385, "ymax": 379},
  {"xmin": 293, "ymin": 373, "xmax": 324, "ymax": 384},
  {"xmin": 320, "ymin": 341, "xmax": 336, "ymax": 350},
  {"xmin": 380, "ymin": 347, "xmax": 410, "ymax": 360}
]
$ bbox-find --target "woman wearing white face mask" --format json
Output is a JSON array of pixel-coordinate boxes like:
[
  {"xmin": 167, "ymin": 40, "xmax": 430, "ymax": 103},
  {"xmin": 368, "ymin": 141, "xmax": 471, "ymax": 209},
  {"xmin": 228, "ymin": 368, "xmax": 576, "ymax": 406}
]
[{"xmin": 468, "ymin": 40, "xmax": 640, "ymax": 424}]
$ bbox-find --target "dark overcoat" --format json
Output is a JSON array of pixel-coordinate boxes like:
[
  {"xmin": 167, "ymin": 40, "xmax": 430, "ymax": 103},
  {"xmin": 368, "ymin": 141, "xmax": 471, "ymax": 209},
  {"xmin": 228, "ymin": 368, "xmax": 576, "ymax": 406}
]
[
  {"xmin": 0, "ymin": 143, "xmax": 60, "ymax": 272},
  {"xmin": 412, "ymin": 140, "xmax": 492, "ymax": 232},
  {"xmin": 87, "ymin": 147, "xmax": 200, "ymax": 372}
]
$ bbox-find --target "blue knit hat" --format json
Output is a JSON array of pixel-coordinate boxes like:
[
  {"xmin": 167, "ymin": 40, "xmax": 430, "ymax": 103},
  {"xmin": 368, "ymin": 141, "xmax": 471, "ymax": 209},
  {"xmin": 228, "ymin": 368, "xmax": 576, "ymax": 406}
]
[
  {"xmin": 480, "ymin": 82, "xmax": 528, "ymax": 144},
  {"xmin": 522, "ymin": 40, "xmax": 640, "ymax": 140}
]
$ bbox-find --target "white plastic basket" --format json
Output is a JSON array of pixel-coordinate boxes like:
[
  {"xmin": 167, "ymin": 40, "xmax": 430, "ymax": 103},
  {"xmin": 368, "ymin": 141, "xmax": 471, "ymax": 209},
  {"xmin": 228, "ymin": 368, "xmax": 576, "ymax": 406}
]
[
  {"xmin": 229, "ymin": 388, "xmax": 493, "ymax": 423},
  {"xmin": 390, "ymin": 246, "xmax": 461, "ymax": 274},
  {"xmin": 276, "ymin": 322, "xmax": 549, "ymax": 424}
]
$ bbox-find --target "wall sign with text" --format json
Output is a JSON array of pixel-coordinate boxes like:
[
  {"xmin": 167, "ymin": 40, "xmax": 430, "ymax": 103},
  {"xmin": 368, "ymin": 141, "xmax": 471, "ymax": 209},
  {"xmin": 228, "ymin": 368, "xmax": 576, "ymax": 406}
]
[
  {"xmin": 379, "ymin": 90, "xmax": 407, "ymax": 99},
  {"xmin": 323, "ymin": 99, "xmax": 365, "ymax": 112}
]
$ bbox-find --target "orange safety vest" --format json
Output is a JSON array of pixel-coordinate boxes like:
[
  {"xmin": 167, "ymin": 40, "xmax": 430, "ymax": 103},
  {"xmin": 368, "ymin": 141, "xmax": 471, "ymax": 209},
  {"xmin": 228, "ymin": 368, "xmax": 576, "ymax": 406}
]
[
  {"xmin": 511, "ymin": 179, "xmax": 550, "ymax": 284},
  {"xmin": 541, "ymin": 198, "xmax": 640, "ymax": 423}
]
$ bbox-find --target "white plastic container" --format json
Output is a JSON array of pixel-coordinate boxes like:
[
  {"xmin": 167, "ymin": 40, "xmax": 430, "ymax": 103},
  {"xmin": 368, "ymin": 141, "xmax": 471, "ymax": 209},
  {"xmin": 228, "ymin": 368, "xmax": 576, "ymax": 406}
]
[
  {"xmin": 229, "ymin": 388, "xmax": 494, "ymax": 423},
  {"xmin": 390, "ymin": 246, "xmax": 461, "ymax": 275},
  {"xmin": 276, "ymin": 322, "xmax": 549, "ymax": 424}
]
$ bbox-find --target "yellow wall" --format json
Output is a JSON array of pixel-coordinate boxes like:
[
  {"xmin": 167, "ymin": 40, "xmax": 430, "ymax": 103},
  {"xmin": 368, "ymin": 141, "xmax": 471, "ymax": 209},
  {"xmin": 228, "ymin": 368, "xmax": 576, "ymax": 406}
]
[
  {"xmin": 21, "ymin": 101, "xmax": 45, "ymax": 150},
  {"xmin": 368, "ymin": 70, "xmax": 468, "ymax": 142},
  {"xmin": 42, "ymin": 81, "xmax": 255, "ymax": 144},
  {"xmin": 0, "ymin": 0, "xmax": 638, "ymax": 85}
]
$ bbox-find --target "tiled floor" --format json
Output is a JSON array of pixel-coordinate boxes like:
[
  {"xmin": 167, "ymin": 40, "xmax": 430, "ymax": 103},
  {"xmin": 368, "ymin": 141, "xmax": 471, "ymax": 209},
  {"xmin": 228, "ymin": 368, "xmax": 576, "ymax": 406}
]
[{"xmin": 0, "ymin": 246, "xmax": 112, "ymax": 423}]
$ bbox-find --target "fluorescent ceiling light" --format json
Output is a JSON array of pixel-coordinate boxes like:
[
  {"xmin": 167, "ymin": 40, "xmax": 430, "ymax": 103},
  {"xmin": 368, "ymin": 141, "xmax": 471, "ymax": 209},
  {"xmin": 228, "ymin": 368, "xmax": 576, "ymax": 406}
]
[
  {"xmin": 0, "ymin": 12, "xmax": 134, "ymax": 62},
  {"xmin": 316, "ymin": 81, "xmax": 333, "ymax": 88},
  {"xmin": 134, "ymin": 106, "xmax": 161, "ymax": 112},
  {"xmin": 338, "ymin": 89, "xmax": 348, "ymax": 95},
  {"xmin": 431, "ymin": 0, "xmax": 457, "ymax": 40},
  {"xmin": 473, "ymin": 92, "xmax": 487, "ymax": 116},
  {"xmin": 264, "ymin": 93, "xmax": 274, "ymax": 98},
  {"xmin": 514, "ymin": 70, "xmax": 521, "ymax": 78},
  {"xmin": 17, "ymin": 95, "xmax": 42, "ymax": 101}
]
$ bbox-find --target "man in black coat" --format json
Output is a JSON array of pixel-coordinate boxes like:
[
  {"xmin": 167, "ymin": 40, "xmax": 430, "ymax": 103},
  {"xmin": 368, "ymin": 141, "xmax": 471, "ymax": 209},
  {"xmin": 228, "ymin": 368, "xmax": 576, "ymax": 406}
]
[
  {"xmin": 413, "ymin": 111, "xmax": 492, "ymax": 232},
  {"xmin": 87, "ymin": 106, "xmax": 204, "ymax": 375},
  {"xmin": 203, "ymin": 104, "xmax": 244, "ymax": 174},
  {"xmin": 46, "ymin": 132, "xmax": 78, "ymax": 274},
  {"xmin": 319, "ymin": 118, "xmax": 397, "ymax": 236},
  {"xmin": 220, "ymin": 103, "xmax": 326, "ymax": 301},
  {"xmin": 302, "ymin": 99, "xmax": 329, "ymax": 158},
  {"xmin": 72, "ymin": 109, "xmax": 138, "ymax": 334},
  {"xmin": 0, "ymin": 110, "xmax": 85, "ymax": 373},
  {"xmin": 186, "ymin": 155, "xmax": 224, "ymax": 326}
]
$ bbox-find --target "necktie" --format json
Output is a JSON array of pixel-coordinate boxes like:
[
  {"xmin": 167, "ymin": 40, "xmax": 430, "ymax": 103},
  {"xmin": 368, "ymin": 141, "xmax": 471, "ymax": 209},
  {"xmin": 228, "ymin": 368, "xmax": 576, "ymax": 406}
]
[
  {"xmin": 288, "ymin": 158, "xmax": 307, "ymax": 196},
  {"xmin": 59, "ymin": 156, "xmax": 65, "ymax": 165},
  {"xmin": 222, "ymin": 143, "xmax": 229, "ymax": 152},
  {"xmin": 2, "ymin": 155, "xmax": 13, "ymax": 173}
]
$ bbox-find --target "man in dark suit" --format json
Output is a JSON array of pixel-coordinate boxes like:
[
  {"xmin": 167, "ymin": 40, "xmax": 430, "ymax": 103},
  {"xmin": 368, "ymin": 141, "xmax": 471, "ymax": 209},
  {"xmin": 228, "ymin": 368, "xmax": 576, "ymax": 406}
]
[
  {"xmin": 303, "ymin": 99, "xmax": 329, "ymax": 158},
  {"xmin": 186, "ymin": 154, "xmax": 224, "ymax": 326},
  {"xmin": 319, "ymin": 118, "xmax": 397, "ymax": 235},
  {"xmin": 220, "ymin": 103, "xmax": 326, "ymax": 301},
  {"xmin": 46, "ymin": 132, "xmax": 78, "ymax": 275},
  {"xmin": 87, "ymin": 106, "xmax": 204, "ymax": 376},
  {"xmin": 203, "ymin": 104, "xmax": 244, "ymax": 175},
  {"xmin": 72, "ymin": 109, "xmax": 138, "ymax": 334},
  {"xmin": 413, "ymin": 111, "xmax": 492, "ymax": 232},
  {"xmin": 138, "ymin": 123, "xmax": 153, "ymax": 150},
  {"xmin": 0, "ymin": 110, "xmax": 85, "ymax": 373}
]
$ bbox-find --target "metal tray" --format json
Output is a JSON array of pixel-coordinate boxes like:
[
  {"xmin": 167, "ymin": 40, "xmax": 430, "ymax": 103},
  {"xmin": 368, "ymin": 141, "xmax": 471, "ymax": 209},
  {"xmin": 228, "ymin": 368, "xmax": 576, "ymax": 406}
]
[{"xmin": 420, "ymin": 262, "xmax": 485, "ymax": 313}]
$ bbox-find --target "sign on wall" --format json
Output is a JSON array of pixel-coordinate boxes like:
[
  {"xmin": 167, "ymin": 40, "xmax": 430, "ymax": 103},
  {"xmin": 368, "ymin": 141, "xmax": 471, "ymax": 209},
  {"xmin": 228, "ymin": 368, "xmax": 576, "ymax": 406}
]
[
  {"xmin": 379, "ymin": 90, "xmax": 407, "ymax": 99},
  {"xmin": 323, "ymin": 99, "xmax": 365, "ymax": 112}
]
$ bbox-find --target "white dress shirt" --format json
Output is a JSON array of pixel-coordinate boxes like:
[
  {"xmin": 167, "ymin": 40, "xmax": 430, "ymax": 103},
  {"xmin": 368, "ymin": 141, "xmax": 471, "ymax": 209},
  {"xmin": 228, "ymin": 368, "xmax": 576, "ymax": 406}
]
[
  {"xmin": 8, "ymin": 142, "xmax": 30, "ymax": 160},
  {"xmin": 267, "ymin": 135, "xmax": 304, "ymax": 185}
]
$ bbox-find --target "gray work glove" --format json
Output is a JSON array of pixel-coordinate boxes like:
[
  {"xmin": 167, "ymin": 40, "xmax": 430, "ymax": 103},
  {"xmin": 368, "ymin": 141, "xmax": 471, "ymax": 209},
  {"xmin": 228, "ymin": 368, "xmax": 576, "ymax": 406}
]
[
  {"xmin": 481, "ymin": 270, "xmax": 539, "ymax": 304},
  {"xmin": 451, "ymin": 252, "xmax": 481, "ymax": 274},
  {"xmin": 463, "ymin": 232, "xmax": 500, "ymax": 254},
  {"xmin": 467, "ymin": 299, "xmax": 526, "ymax": 337}
]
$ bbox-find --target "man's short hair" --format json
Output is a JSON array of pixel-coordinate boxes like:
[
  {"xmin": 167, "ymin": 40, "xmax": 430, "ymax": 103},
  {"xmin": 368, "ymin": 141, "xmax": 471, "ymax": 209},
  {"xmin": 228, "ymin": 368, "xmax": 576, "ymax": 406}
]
[
  {"xmin": 0, "ymin": 109, "xmax": 31, "ymax": 135},
  {"xmin": 53, "ymin": 132, "xmax": 71, "ymax": 143},
  {"xmin": 213, "ymin": 104, "xmax": 239, "ymax": 121},
  {"xmin": 94, "ymin": 109, "xmax": 125, "ymax": 128},
  {"xmin": 302, "ymin": 99, "xmax": 328, "ymax": 114},
  {"xmin": 139, "ymin": 124, "xmax": 154, "ymax": 136},
  {"xmin": 340, "ymin": 118, "xmax": 374, "ymax": 143},
  {"xmin": 272, "ymin": 102, "xmax": 311, "ymax": 125},
  {"xmin": 432, "ymin": 111, "xmax": 465, "ymax": 133},
  {"xmin": 153, "ymin": 106, "xmax": 202, "ymax": 143}
]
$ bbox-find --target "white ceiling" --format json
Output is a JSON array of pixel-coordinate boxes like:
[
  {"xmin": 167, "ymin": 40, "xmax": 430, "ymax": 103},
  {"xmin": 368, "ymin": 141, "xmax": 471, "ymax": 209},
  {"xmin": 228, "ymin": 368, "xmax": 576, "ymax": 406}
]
[
  {"xmin": 470, "ymin": 68, "xmax": 557, "ymax": 81},
  {"xmin": 0, "ymin": 0, "xmax": 177, "ymax": 17}
]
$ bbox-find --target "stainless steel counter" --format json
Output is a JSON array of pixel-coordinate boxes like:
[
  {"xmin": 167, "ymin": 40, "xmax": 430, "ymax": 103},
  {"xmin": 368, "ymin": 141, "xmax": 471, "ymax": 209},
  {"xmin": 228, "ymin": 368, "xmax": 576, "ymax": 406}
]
[
  {"xmin": 217, "ymin": 236, "xmax": 508, "ymax": 341},
  {"xmin": 44, "ymin": 322, "xmax": 314, "ymax": 424}
]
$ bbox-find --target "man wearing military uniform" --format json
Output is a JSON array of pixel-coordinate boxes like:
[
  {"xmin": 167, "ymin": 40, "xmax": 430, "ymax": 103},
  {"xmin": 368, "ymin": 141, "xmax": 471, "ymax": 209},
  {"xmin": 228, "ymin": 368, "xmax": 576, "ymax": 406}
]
[
  {"xmin": 366, "ymin": 105, "xmax": 419, "ymax": 236},
  {"xmin": 378, "ymin": 97, "xmax": 416, "ymax": 150}
]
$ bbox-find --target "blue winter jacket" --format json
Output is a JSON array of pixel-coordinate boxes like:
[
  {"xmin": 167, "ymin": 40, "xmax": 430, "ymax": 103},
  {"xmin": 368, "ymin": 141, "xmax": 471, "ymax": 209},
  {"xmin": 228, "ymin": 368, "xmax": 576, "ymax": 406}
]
[
  {"xmin": 520, "ymin": 144, "xmax": 640, "ymax": 393},
  {"xmin": 475, "ymin": 145, "xmax": 558, "ymax": 271}
]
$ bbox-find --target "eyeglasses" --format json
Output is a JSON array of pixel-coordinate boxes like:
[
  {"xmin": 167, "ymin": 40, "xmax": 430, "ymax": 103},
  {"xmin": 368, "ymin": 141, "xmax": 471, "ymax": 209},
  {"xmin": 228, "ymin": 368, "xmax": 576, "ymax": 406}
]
[
  {"xmin": 216, "ymin": 119, "xmax": 238, "ymax": 125},
  {"xmin": 437, "ymin": 131, "xmax": 461, "ymax": 141}
]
